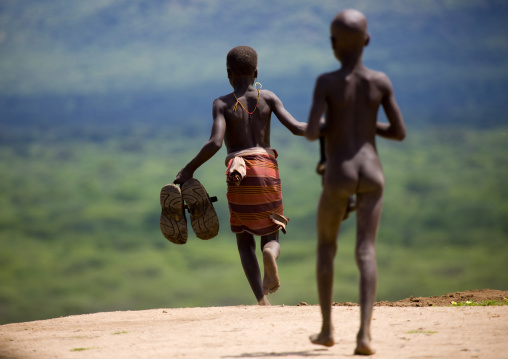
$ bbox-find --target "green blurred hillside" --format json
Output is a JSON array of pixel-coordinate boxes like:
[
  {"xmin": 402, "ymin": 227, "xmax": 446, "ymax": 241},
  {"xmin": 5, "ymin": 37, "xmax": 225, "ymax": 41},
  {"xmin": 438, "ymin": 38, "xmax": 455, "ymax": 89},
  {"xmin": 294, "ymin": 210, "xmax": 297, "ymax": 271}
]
[{"xmin": 1, "ymin": 124, "xmax": 507, "ymax": 324}]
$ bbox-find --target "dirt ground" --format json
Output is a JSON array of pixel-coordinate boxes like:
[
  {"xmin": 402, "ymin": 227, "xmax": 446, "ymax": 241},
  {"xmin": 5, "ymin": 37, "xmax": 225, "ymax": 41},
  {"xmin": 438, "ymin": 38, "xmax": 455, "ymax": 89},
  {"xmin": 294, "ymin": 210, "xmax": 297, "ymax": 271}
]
[{"xmin": 0, "ymin": 289, "xmax": 507, "ymax": 359}]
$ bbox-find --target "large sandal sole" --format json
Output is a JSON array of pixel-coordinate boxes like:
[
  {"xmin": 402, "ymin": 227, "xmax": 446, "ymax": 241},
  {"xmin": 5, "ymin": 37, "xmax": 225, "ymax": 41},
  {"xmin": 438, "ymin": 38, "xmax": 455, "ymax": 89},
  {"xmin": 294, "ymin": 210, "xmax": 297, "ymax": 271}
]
[
  {"xmin": 160, "ymin": 183, "xmax": 188, "ymax": 244},
  {"xmin": 181, "ymin": 179, "xmax": 219, "ymax": 240}
]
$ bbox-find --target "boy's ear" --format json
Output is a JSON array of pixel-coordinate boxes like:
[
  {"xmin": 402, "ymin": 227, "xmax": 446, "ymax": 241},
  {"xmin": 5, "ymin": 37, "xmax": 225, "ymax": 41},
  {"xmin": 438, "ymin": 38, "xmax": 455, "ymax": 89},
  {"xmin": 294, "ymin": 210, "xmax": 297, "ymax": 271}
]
[
  {"xmin": 364, "ymin": 33, "xmax": 370, "ymax": 47},
  {"xmin": 227, "ymin": 69, "xmax": 232, "ymax": 78},
  {"xmin": 254, "ymin": 68, "xmax": 258, "ymax": 79}
]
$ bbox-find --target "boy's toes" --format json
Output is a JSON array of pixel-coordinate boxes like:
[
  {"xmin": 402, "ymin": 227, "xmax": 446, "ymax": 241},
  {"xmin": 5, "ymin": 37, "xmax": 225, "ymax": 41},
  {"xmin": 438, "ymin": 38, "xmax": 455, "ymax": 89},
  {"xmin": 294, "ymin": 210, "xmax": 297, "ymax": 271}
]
[
  {"xmin": 309, "ymin": 333, "xmax": 334, "ymax": 347},
  {"xmin": 263, "ymin": 282, "xmax": 280, "ymax": 295}
]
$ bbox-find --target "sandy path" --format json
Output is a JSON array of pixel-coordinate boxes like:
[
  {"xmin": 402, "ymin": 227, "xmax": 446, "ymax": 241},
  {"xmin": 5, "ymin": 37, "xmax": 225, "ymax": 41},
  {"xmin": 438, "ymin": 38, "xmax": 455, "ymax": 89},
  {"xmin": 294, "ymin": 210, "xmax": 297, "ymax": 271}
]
[{"xmin": 1, "ymin": 305, "xmax": 507, "ymax": 359}]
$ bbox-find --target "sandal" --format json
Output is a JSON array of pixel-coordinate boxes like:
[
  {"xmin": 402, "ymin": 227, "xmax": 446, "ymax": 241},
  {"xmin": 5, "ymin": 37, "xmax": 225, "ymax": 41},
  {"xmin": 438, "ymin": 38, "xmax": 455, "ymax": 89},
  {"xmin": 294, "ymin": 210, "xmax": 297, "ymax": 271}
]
[
  {"xmin": 181, "ymin": 178, "xmax": 219, "ymax": 240},
  {"xmin": 160, "ymin": 183, "xmax": 188, "ymax": 244}
]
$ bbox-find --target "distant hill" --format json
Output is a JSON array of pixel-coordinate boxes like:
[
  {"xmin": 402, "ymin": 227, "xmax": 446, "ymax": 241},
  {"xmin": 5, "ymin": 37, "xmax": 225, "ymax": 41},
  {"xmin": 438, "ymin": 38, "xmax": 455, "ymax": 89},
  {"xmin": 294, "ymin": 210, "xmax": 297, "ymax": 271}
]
[{"xmin": 1, "ymin": 0, "xmax": 507, "ymax": 130}]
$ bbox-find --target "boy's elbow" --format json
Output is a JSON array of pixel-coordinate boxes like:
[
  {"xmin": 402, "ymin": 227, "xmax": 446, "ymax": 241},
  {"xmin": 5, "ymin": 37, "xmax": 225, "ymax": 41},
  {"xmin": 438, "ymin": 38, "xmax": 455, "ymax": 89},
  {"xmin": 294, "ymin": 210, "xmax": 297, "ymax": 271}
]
[
  {"xmin": 384, "ymin": 124, "xmax": 406, "ymax": 141},
  {"xmin": 396, "ymin": 127, "xmax": 406, "ymax": 141},
  {"xmin": 209, "ymin": 140, "xmax": 223, "ymax": 151}
]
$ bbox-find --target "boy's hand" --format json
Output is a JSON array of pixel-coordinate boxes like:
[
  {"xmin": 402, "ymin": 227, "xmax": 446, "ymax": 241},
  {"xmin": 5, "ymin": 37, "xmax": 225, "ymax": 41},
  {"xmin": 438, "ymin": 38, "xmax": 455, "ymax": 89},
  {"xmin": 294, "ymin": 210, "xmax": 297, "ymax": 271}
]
[
  {"xmin": 319, "ymin": 117, "xmax": 326, "ymax": 134},
  {"xmin": 174, "ymin": 167, "xmax": 193, "ymax": 185}
]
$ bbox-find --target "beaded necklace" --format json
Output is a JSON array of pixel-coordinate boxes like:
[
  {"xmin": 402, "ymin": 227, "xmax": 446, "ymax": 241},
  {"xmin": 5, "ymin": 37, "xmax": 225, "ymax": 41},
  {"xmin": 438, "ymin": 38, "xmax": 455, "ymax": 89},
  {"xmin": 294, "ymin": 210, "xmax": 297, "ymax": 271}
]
[{"xmin": 232, "ymin": 82, "xmax": 262, "ymax": 120}]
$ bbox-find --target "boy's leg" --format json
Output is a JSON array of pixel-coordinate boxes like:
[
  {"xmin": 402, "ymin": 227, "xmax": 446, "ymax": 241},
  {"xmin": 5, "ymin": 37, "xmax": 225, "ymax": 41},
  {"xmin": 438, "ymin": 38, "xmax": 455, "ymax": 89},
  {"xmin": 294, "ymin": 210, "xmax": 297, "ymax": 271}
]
[
  {"xmin": 261, "ymin": 232, "xmax": 280, "ymax": 295},
  {"xmin": 354, "ymin": 189, "xmax": 383, "ymax": 355},
  {"xmin": 236, "ymin": 232, "xmax": 270, "ymax": 305},
  {"xmin": 310, "ymin": 191, "xmax": 349, "ymax": 347}
]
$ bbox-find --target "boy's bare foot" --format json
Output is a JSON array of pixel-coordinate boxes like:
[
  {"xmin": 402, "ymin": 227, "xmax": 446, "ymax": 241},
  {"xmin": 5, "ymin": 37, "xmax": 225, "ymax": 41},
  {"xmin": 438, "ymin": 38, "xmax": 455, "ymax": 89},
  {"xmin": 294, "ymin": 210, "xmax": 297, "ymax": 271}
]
[
  {"xmin": 309, "ymin": 332, "xmax": 334, "ymax": 347},
  {"xmin": 355, "ymin": 333, "xmax": 375, "ymax": 355},
  {"xmin": 354, "ymin": 342, "xmax": 375, "ymax": 355},
  {"xmin": 262, "ymin": 248, "xmax": 280, "ymax": 295},
  {"xmin": 257, "ymin": 296, "xmax": 271, "ymax": 306}
]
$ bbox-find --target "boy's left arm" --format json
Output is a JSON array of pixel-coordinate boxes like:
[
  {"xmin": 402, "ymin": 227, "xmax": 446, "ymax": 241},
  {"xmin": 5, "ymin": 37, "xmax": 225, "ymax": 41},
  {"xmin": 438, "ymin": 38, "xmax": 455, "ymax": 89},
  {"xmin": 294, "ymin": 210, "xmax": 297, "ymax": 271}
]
[
  {"xmin": 376, "ymin": 74, "xmax": 406, "ymax": 141},
  {"xmin": 269, "ymin": 92, "xmax": 307, "ymax": 136},
  {"xmin": 306, "ymin": 76, "xmax": 327, "ymax": 141}
]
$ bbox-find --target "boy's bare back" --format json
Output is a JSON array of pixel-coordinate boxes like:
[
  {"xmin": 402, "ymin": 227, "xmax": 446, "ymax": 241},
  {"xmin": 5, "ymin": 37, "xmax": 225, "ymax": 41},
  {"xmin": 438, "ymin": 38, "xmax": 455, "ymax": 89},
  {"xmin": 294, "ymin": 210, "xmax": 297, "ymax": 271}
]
[
  {"xmin": 306, "ymin": 9, "xmax": 405, "ymax": 194},
  {"xmin": 315, "ymin": 68, "xmax": 394, "ymax": 158},
  {"xmin": 214, "ymin": 89, "xmax": 299, "ymax": 154}
]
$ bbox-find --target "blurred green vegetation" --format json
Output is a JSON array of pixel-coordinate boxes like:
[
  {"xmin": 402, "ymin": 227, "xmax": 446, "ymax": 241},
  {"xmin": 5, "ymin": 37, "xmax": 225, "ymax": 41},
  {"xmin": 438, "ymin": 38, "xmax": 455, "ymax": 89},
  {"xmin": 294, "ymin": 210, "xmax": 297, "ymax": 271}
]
[{"xmin": 0, "ymin": 124, "xmax": 507, "ymax": 324}]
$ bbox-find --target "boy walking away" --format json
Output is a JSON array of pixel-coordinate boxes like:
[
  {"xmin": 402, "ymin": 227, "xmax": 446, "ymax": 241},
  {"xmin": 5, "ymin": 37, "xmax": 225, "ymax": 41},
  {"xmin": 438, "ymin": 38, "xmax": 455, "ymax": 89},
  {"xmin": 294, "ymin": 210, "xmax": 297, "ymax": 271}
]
[
  {"xmin": 174, "ymin": 46, "xmax": 307, "ymax": 305},
  {"xmin": 305, "ymin": 9, "xmax": 406, "ymax": 355}
]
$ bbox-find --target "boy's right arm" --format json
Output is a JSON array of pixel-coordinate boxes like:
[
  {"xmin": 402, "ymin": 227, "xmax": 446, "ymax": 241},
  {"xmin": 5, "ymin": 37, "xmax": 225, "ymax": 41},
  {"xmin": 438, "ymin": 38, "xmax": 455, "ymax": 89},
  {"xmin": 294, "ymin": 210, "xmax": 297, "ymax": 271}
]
[
  {"xmin": 174, "ymin": 98, "xmax": 226, "ymax": 184},
  {"xmin": 376, "ymin": 74, "xmax": 406, "ymax": 141},
  {"xmin": 305, "ymin": 76, "xmax": 327, "ymax": 141}
]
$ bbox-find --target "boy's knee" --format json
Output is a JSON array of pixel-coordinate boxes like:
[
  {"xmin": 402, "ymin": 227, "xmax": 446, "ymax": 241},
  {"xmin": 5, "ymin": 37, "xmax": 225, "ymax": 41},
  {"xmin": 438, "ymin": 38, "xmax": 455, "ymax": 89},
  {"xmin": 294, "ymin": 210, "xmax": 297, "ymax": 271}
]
[
  {"xmin": 355, "ymin": 244, "xmax": 376, "ymax": 263},
  {"xmin": 237, "ymin": 233, "xmax": 256, "ymax": 250},
  {"xmin": 318, "ymin": 240, "xmax": 337, "ymax": 256}
]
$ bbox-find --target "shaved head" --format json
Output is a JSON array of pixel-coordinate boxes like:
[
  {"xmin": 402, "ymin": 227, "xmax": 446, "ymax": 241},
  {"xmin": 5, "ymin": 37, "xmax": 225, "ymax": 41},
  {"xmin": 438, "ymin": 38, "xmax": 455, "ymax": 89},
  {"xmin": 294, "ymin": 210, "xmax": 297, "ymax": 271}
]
[
  {"xmin": 330, "ymin": 9, "xmax": 369, "ymax": 53},
  {"xmin": 331, "ymin": 9, "xmax": 368, "ymax": 34}
]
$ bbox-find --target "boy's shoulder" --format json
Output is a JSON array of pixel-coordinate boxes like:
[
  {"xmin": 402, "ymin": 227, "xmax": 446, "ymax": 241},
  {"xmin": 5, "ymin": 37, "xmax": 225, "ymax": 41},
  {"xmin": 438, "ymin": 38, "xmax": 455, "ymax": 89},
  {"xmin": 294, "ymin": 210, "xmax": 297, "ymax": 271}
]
[
  {"xmin": 213, "ymin": 93, "xmax": 235, "ymax": 109},
  {"xmin": 318, "ymin": 67, "xmax": 388, "ymax": 80},
  {"xmin": 363, "ymin": 68, "xmax": 393, "ymax": 92},
  {"xmin": 314, "ymin": 67, "xmax": 392, "ymax": 97},
  {"xmin": 317, "ymin": 69, "xmax": 340, "ymax": 81},
  {"xmin": 215, "ymin": 92, "xmax": 234, "ymax": 102},
  {"xmin": 318, "ymin": 67, "xmax": 388, "ymax": 81},
  {"xmin": 260, "ymin": 88, "xmax": 278, "ymax": 102},
  {"xmin": 212, "ymin": 89, "xmax": 278, "ymax": 114},
  {"xmin": 214, "ymin": 88, "xmax": 275, "ymax": 102},
  {"xmin": 363, "ymin": 67, "xmax": 389, "ymax": 81}
]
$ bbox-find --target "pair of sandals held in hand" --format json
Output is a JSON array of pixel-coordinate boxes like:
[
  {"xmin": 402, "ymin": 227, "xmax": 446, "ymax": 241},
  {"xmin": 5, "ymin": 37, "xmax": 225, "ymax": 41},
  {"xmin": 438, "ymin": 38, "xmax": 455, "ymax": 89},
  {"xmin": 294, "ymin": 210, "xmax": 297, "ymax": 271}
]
[{"xmin": 160, "ymin": 178, "xmax": 219, "ymax": 244}]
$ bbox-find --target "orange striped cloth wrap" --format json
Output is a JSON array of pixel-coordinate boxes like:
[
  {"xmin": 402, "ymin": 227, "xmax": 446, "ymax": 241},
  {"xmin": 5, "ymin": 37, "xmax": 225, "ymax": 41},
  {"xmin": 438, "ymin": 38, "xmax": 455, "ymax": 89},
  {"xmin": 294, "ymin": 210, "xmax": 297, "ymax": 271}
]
[{"xmin": 225, "ymin": 147, "xmax": 289, "ymax": 236}]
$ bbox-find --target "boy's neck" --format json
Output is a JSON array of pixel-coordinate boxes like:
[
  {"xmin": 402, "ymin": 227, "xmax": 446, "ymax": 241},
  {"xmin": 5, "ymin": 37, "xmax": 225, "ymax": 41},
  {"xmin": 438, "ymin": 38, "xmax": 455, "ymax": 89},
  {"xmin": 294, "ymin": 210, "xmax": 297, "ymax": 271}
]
[
  {"xmin": 339, "ymin": 56, "xmax": 365, "ymax": 73},
  {"xmin": 337, "ymin": 47, "xmax": 365, "ymax": 73},
  {"xmin": 232, "ymin": 77, "xmax": 255, "ymax": 94}
]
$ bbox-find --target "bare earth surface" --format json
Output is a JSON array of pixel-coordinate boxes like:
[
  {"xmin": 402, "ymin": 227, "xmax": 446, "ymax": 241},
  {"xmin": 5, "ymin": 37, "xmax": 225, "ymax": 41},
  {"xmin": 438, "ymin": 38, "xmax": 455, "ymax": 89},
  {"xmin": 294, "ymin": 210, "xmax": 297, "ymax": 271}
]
[{"xmin": 1, "ymin": 289, "xmax": 507, "ymax": 359}]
